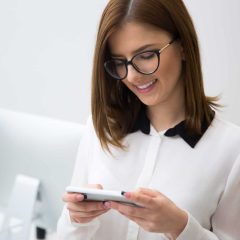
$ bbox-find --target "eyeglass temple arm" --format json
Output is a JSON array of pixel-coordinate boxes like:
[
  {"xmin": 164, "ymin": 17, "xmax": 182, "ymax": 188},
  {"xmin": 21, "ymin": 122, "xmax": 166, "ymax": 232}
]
[{"xmin": 159, "ymin": 38, "xmax": 177, "ymax": 54}]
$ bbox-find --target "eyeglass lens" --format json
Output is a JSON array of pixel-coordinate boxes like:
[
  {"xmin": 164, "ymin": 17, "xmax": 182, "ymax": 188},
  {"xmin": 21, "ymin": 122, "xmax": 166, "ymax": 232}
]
[{"xmin": 105, "ymin": 51, "xmax": 159, "ymax": 80}]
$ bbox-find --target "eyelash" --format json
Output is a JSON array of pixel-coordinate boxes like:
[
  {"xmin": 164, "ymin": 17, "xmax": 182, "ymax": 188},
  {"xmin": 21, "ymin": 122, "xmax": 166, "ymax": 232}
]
[{"xmin": 111, "ymin": 49, "xmax": 158, "ymax": 61}]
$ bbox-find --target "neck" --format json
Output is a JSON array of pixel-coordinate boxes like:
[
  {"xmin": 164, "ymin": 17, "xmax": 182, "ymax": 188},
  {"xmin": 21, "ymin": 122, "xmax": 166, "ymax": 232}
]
[{"xmin": 147, "ymin": 90, "xmax": 185, "ymax": 132}]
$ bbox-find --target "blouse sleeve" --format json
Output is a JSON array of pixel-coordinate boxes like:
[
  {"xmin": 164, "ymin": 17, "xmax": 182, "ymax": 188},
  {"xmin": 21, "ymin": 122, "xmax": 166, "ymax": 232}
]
[
  {"xmin": 57, "ymin": 116, "xmax": 100, "ymax": 240},
  {"xmin": 176, "ymin": 154, "xmax": 240, "ymax": 240}
]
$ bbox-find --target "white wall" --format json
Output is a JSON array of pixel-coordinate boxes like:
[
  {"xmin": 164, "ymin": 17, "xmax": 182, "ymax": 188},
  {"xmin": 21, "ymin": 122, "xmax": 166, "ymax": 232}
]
[
  {"xmin": 184, "ymin": 0, "xmax": 240, "ymax": 125},
  {"xmin": 0, "ymin": 0, "xmax": 239, "ymax": 125},
  {"xmin": 0, "ymin": 0, "xmax": 108, "ymax": 124}
]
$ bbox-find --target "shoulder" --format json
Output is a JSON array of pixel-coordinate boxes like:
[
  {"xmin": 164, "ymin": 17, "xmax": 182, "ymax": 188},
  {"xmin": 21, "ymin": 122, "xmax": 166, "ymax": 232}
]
[
  {"xmin": 85, "ymin": 114, "xmax": 147, "ymax": 144},
  {"xmin": 206, "ymin": 113, "xmax": 240, "ymax": 154},
  {"xmin": 211, "ymin": 114, "xmax": 240, "ymax": 138},
  {"xmin": 84, "ymin": 115, "xmax": 99, "ymax": 138},
  {"xmin": 78, "ymin": 115, "xmax": 99, "ymax": 148}
]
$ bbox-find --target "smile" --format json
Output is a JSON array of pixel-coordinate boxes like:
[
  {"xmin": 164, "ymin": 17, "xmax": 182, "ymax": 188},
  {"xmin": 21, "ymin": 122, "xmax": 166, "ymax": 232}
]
[{"xmin": 135, "ymin": 79, "xmax": 158, "ymax": 92}]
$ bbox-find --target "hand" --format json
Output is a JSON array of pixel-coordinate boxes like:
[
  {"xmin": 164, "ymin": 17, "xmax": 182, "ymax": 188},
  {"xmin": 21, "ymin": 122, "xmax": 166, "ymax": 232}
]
[
  {"xmin": 107, "ymin": 188, "xmax": 188, "ymax": 239},
  {"xmin": 62, "ymin": 184, "xmax": 110, "ymax": 224}
]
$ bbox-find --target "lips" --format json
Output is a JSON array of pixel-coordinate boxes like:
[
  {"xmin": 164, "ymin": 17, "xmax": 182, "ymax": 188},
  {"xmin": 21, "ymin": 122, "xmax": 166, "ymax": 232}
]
[{"xmin": 135, "ymin": 79, "xmax": 158, "ymax": 93}]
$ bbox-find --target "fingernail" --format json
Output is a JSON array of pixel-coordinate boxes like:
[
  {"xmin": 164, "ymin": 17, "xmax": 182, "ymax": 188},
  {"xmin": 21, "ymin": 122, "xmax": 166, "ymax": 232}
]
[
  {"xmin": 124, "ymin": 192, "xmax": 131, "ymax": 198},
  {"xmin": 76, "ymin": 194, "xmax": 84, "ymax": 201},
  {"xmin": 103, "ymin": 201, "xmax": 111, "ymax": 209}
]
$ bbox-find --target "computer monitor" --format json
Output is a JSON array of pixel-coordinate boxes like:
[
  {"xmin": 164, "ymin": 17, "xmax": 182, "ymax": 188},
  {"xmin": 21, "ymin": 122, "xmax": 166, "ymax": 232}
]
[{"xmin": 0, "ymin": 108, "xmax": 84, "ymax": 234}]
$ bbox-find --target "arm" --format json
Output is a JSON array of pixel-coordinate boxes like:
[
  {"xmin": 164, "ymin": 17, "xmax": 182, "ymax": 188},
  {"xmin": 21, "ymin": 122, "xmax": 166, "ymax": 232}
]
[
  {"xmin": 109, "ymin": 154, "xmax": 240, "ymax": 240},
  {"xmin": 57, "ymin": 117, "xmax": 104, "ymax": 240},
  {"xmin": 57, "ymin": 205, "xmax": 100, "ymax": 240},
  {"xmin": 176, "ymin": 154, "xmax": 240, "ymax": 240}
]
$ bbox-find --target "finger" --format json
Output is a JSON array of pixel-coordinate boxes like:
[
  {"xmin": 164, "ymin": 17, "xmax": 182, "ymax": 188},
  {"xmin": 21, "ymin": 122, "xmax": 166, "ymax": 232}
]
[
  {"xmin": 67, "ymin": 201, "xmax": 108, "ymax": 212},
  {"xmin": 125, "ymin": 216, "xmax": 155, "ymax": 233},
  {"xmin": 122, "ymin": 213, "xmax": 146, "ymax": 224},
  {"xmin": 117, "ymin": 211, "xmax": 155, "ymax": 233},
  {"xmin": 118, "ymin": 210, "xmax": 148, "ymax": 229},
  {"xmin": 123, "ymin": 191, "xmax": 154, "ymax": 208},
  {"xmin": 136, "ymin": 188, "xmax": 159, "ymax": 197},
  {"xmin": 62, "ymin": 184, "xmax": 103, "ymax": 203},
  {"xmin": 88, "ymin": 184, "xmax": 103, "ymax": 189},
  {"xmin": 109, "ymin": 201, "xmax": 146, "ymax": 218},
  {"xmin": 62, "ymin": 193, "xmax": 85, "ymax": 203},
  {"xmin": 70, "ymin": 209, "xmax": 109, "ymax": 218},
  {"xmin": 71, "ymin": 210, "xmax": 106, "ymax": 224},
  {"xmin": 119, "ymin": 210, "xmax": 146, "ymax": 222}
]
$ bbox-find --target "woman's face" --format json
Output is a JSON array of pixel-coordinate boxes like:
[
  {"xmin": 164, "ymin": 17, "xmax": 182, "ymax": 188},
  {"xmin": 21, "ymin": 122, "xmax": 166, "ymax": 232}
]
[{"xmin": 108, "ymin": 21, "xmax": 185, "ymax": 108}]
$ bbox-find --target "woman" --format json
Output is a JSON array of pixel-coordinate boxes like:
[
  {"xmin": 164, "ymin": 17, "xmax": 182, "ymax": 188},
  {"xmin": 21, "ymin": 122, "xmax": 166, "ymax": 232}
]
[{"xmin": 57, "ymin": 0, "xmax": 240, "ymax": 239}]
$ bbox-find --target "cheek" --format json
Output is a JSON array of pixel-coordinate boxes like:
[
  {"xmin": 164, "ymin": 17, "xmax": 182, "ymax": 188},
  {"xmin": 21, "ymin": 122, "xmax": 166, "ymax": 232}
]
[
  {"xmin": 122, "ymin": 79, "xmax": 133, "ymax": 90},
  {"xmin": 158, "ymin": 54, "xmax": 183, "ymax": 82}
]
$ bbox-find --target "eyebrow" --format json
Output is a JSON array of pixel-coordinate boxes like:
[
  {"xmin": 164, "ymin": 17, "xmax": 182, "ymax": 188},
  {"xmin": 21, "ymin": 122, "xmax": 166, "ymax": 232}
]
[{"xmin": 111, "ymin": 43, "xmax": 157, "ymax": 58}]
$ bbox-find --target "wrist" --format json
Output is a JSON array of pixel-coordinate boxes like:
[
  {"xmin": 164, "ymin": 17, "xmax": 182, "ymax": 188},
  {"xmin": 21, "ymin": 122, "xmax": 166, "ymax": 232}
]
[{"xmin": 168, "ymin": 209, "xmax": 188, "ymax": 240}]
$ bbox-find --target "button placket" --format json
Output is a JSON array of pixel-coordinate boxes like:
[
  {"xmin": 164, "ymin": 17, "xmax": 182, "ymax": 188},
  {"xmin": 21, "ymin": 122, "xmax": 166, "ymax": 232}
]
[{"xmin": 126, "ymin": 135, "xmax": 163, "ymax": 240}]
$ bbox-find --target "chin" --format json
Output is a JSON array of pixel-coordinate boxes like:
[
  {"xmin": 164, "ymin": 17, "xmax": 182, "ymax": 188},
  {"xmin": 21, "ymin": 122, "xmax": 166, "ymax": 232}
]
[{"xmin": 138, "ymin": 97, "xmax": 160, "ymax": 107}]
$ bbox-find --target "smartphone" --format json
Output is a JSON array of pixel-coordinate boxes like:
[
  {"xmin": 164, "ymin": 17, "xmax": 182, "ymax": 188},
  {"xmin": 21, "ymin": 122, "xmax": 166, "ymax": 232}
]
[{"xmin": 66, "ymin": 186, "xmax": 141, "ymax": 207}]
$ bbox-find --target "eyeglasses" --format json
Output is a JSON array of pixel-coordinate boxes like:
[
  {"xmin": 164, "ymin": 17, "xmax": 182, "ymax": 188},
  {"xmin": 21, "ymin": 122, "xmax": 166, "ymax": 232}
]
[{"xmin": 104, "ymin": 39, "xmax": 175, "ymax": 80}]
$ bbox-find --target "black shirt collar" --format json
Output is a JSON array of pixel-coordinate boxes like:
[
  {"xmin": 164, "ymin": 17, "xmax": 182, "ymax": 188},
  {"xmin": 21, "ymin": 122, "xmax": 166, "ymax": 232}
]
[{"xmin": 130, "ymin": 106, "xmax": 215, "ymax": 148}]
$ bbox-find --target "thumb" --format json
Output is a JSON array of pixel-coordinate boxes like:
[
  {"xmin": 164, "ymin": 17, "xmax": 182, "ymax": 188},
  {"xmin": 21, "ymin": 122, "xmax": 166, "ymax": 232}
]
[
  {"xmin": 136, "ymin": 187, "xmax": 160, "ymax": 197},
  {"xmin": 87, "ymin": 184, "xmax": 103, "ymax": 190}
]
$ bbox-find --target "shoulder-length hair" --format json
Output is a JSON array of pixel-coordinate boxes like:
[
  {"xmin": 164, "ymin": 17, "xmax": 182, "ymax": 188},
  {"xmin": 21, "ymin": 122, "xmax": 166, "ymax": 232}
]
[{"xmin": 91, "ymin": 0, "xmax": 218, "ymax": 151}]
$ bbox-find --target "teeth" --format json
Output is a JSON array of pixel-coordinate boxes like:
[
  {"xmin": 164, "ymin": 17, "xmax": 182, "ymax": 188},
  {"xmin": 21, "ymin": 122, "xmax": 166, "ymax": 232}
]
[{"xmin": 137, "ymin": 79, "xmax": 157, "ymax": 90}]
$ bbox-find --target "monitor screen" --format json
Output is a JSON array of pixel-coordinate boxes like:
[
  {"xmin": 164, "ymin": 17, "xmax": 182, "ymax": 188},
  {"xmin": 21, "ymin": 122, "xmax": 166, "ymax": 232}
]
[{"xmin": 0, "ymin": 108, "xmax": 84, "ymax": 233}]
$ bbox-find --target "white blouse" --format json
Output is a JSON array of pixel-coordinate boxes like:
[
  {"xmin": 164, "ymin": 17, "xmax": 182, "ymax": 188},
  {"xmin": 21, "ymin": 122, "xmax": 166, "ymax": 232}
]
[{"xmin": 57, "ymin": 114, "xmax": 240, "ymax": 240}]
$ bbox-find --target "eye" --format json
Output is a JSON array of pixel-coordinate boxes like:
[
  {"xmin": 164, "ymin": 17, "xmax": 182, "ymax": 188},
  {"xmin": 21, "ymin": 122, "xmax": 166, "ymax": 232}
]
[
  {"xmin": 115, "ymin": 61, "xmax": 125, "ymax": 67},
  {"xmin": 138, "ymin": 51, "xmax": 156, "ymax": 60},
  {"xmin": 112, "ymin": 59, "xmax": 125, "ymax": 68}
]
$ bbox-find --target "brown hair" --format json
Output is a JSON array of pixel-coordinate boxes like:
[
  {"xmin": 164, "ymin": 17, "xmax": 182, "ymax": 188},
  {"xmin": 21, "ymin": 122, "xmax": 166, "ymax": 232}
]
[{"xmin": 91, "ymin": 0, "xmax": 218, "ymax": 151}]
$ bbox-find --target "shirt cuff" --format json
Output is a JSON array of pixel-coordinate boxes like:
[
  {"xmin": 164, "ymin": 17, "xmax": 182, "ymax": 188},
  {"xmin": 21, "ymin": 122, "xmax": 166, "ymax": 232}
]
[
  {"xmin": 57, "ymin": 206, "xmax": 100, "ymax": 239},
  {"xmin": 176, "ymin": 211, "xmax": 205, "ymax": 240}
]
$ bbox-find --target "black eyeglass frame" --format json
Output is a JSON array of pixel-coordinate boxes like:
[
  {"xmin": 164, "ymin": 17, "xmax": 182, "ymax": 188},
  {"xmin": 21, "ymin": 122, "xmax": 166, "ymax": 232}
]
[{"xmin": 104, "ymin": 39, "xmax": 176, "ymax": 80}]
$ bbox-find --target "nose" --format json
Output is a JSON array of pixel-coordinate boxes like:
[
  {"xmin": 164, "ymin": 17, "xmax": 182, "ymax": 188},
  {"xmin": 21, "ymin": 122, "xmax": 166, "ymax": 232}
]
[{"xmin": 126, "ymin": 64, "xmax": 141, "ymax": 83}]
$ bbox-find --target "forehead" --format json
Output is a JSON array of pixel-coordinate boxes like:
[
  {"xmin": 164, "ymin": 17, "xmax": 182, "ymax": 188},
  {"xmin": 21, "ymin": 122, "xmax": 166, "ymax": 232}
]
[{"xmin": 108, "ymin": 21, "xmax": 171, "ymax": 55}]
